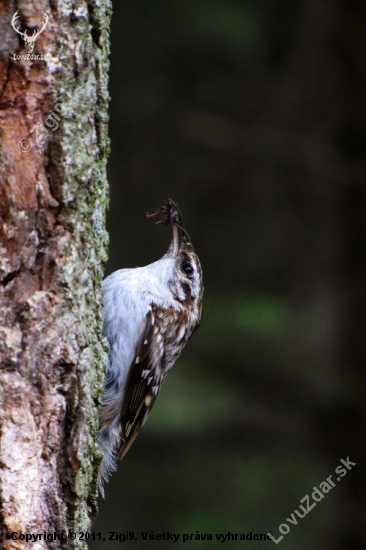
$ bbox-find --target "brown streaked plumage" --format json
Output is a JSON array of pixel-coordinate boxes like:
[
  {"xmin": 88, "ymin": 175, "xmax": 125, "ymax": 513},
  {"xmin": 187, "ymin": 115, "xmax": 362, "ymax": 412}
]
[{"xmin": 97, "ymin": 199, "xmax": 203, "ymax": 495}]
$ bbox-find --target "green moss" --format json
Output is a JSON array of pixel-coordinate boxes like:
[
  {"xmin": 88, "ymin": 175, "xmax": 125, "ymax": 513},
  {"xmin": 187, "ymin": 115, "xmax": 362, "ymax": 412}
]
[{"xmin": 51, "ymin": 1, "xmax": 112, "ymax": 545}]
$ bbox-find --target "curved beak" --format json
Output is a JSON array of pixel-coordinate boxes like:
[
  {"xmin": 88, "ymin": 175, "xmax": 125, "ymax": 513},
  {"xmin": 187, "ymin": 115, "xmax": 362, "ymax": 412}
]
[
  {"xmin": 168, "ymin": 198, "xmax": 188, "ymax": 256},
  {"xmin": 147, "ymin": 198, "xmax": 190, "ymax": 257}
]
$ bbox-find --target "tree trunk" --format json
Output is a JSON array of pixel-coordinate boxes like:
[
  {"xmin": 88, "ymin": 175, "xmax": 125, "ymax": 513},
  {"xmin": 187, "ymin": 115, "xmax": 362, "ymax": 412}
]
[{"xmin": 0, "ymin": 1, "xmax": 110, "ymax": 547}]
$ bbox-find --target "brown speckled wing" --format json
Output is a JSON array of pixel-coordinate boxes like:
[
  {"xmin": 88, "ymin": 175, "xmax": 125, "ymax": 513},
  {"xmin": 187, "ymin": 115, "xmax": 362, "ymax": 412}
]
[{"xmin": 118, "ymin": 307, "xmax": 164, "ymax": 460}]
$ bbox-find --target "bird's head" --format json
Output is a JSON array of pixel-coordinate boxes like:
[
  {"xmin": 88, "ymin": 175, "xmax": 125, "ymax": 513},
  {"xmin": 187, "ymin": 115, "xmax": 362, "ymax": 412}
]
[{"xmin": 147, "ymin": 199, "xmax": 203, "ymax": 311}]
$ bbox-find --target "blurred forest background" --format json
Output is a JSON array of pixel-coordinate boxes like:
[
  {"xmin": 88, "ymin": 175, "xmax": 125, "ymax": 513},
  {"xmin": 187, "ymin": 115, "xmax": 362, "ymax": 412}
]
[{"xmin": 91, "ymin": 1, "xmax": 365, "ymax": 549}]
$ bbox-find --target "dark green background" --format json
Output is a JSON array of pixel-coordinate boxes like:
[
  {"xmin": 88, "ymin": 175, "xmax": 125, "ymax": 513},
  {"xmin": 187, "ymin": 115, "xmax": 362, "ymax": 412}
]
[{"xmin": 91, "ymin": 1, "xmax": 365, "ymax": 548}]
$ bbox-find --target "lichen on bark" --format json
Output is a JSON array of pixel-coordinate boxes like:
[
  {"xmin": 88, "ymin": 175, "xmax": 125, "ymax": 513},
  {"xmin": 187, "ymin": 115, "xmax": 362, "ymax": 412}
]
[{"xmin": 0, "ymin": 1, "xmax": 111, "ymax": 547}]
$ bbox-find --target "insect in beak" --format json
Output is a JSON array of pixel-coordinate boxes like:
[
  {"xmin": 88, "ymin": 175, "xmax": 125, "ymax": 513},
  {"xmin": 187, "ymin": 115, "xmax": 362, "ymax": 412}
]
[{"xmin": 147, "ymin": 198, "xmax": 191, "ymax": 256}]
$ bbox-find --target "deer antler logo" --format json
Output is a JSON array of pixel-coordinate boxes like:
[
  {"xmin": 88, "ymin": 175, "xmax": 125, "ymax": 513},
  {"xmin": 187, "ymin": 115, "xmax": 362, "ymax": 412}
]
[{"xmin": 11, "ymin": 11, "xmax": 48, "ymax": 54}]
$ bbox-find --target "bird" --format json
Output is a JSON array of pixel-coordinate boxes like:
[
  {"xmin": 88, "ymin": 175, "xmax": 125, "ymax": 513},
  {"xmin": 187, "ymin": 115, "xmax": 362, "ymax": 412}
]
[{"xmin": 97, "ymin": 199, "xmax": 203, "ymax": 495}]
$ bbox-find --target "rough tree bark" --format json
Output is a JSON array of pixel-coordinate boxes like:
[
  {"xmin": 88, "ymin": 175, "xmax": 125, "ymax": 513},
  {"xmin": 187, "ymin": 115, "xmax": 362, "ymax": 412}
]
[{"xmin": 0, "ymin": 1, "xmax": 110, "ymax": 547}]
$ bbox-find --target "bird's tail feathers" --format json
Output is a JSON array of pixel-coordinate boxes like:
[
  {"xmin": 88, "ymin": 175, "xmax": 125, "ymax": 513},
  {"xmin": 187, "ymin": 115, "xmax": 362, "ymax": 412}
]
[{"xmin": 97, "ymin": 422, "xmax": 121, "ymax": 497}]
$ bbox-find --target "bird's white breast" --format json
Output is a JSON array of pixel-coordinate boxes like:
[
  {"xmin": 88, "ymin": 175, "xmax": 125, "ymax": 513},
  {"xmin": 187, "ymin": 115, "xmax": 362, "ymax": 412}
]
[{"xmin": 102, "ymin": 256, "xmax": 181, "ymax": 394}]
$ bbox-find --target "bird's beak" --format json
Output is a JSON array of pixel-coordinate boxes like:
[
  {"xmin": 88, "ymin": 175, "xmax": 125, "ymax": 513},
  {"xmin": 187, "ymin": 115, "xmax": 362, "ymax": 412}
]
[
  {"xmin": 146, "ymin": 198, "xmax": 190, "ymax": 257},
  {"xmin": 168, "ymin": 198, "xmax": 188, "ymax": 257}
]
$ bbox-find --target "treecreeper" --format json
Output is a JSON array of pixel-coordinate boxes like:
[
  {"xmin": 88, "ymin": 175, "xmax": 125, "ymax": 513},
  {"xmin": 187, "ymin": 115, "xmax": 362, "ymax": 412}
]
[{"xmin": 97, "ymin": 199, "xmax": 203, "ymax": 495}]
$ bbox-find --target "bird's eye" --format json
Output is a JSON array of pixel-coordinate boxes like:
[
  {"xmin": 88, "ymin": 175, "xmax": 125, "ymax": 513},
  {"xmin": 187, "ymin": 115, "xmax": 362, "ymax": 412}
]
[{"xmin": 181, "ymin": 262, "xmax": 194, "ymax": 278}]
